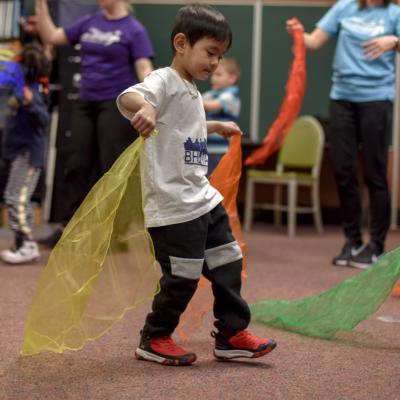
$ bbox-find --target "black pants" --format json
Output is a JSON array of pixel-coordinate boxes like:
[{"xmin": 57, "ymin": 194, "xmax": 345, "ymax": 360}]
[
  {"xmin": 328, "ymin": 100, "xmax": 392, "ymax": 251},
  {"xmin": 62, "ymin": 99, "xmax": 137, "ymax": 223},
  {"xmin": 143, "ymin": 203, "xmax": 251, "ymax": 338}
]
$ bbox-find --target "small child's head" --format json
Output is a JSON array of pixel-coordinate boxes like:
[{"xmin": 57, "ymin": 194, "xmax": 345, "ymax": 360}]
[
  {"xmin": 210, "ymin": 58, "xmax": 240, "ymax": 90},
  {"xmin": 20, "ymin": 41, "xmax": 50, "ymax": 84},
  {"xmin": 170, "ymin": 4, "xmax": 232, "ymax": 81}
]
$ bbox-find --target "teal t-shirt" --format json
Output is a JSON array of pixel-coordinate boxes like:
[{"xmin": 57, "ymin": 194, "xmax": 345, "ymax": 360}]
[{"xmin": 317, "ymin": 0, "xmax": 400, "ymax": 101}]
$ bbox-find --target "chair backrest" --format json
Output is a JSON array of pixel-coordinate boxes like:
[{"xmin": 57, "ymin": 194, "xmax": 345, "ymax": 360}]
[{"xmin": 277, "ymin": 116, "xmax": 325, "ymax": 177}]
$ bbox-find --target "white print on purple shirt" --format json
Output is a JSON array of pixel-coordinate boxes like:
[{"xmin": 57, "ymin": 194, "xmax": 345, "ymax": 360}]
[{"xmin": 81, "ymin": 27, "xmax": 122, "ymax": 46}]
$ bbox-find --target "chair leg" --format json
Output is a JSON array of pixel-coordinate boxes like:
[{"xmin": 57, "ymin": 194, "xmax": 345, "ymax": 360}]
[
  {"xmin": 243, "ymin": 177, "xmax": 254, "ymax": 231},
  {"xmin": 312, "ymin": 182, "xmax": 323, "ymax": 234},
  {"xmin": 287, "ymin": 180, "xmax": 297, "ymax": 237},
  {"xmin": 273, "ymin": 184, "xmax": 282, "ymax": 227}
]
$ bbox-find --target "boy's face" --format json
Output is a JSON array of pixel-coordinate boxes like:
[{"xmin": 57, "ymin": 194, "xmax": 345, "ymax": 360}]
[
  {"xmin": 175, "ymin": 36, "xmax": 230, "ymax": 81},
  {"xmin": 211, "ymin": 64, "xmax": 237, "ymax": 90}
]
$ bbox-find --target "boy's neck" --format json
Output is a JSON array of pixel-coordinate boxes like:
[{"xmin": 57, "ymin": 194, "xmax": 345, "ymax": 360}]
[{"xmin": 170, "ymin": 60, "xmax": 193, "ymax": 82}]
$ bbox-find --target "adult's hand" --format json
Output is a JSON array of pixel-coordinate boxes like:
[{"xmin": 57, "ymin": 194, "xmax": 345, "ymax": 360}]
[
  {"xmin": 286, "ymin": 18, "xmax": 304, "ymax": 36},
  {"xmin": 363, "ymin": 35, "xmax": 398, "ymax": 59}
]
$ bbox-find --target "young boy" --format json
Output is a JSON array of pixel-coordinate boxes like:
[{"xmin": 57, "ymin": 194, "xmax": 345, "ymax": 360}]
[
  {"xmin": 117, "ymin": 4, "xmax": 276, "ymax": 366},
  {"xmin": 203, "ymin": 58, "xmax": 241, "ymax": 175}
]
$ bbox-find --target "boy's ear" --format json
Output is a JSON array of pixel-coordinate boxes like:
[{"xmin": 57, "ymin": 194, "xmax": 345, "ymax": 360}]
[{"xmin": 173, "ymin": 33, "xmax": 187, "ymax": 54}]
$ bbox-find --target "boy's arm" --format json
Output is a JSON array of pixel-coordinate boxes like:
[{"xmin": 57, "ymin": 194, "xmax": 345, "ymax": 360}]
[
  {"xmin": 207, "ymin": 121, "xmax": 242, "ymax": 137},
  {"xmin": 119, "ymin": 92, "xmax": 156, "ymax": 138},
  {"xmin": 203, "ymin": 99, "xmax": 222, "ymax": 112},
  {"xmin": 22, "ymin": 87, "xmax": 50, "ymax": 129}
]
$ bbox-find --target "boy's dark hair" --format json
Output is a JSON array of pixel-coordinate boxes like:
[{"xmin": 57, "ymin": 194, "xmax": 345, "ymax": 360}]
[
  {"xmin": 171, "ymin": 4, "xmax": 232, "ymax": 54},
  {"xmin": 359, "ymin": 0, "xmax": 392, "ymax": 8},
  {"xmin": 21, "ymin": 41, "xmax": 51, "ymax": 84}
]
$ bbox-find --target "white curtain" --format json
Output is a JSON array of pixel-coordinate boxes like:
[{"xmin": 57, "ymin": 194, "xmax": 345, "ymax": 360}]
[{"xmin": 0, "ymin": 0, "xmax": 21, "ymax": 39}]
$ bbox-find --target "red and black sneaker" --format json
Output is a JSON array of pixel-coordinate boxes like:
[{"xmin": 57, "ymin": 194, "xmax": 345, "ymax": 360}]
[
  {"xmin": 212, "ymin": 330, "xmax": 277, "ymax": 360},
  {"xmin": 135, "ymin": 333, "xmax": 197, "ymax": 366}
]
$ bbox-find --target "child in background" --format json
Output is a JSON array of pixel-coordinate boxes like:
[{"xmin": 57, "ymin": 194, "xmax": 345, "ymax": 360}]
[
  {"xmin": 117, "ymin": 4, "xmax": 276, "ymax": 366},
  {"xmin": 203, "ymin": 58, "xmax": 241, "ymax": 175},
  {"xmin": 0, "ymin": 42, "xmax": 50, "ymax": 264}
]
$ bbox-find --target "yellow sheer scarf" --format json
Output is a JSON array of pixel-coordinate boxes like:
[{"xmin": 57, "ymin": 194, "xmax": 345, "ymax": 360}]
[
  {"xmin": 21, "ymin": 134, "xmax": 244, "ymax": 355},
  {"xmin": 21, "ymin": 138, "xmax": 159, "ymax": 355}
]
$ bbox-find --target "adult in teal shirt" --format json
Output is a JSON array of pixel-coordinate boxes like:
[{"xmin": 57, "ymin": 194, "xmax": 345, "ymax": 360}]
[{"xmin": 287, "ymin": 0, "xmax": 400, "ymax": 269}]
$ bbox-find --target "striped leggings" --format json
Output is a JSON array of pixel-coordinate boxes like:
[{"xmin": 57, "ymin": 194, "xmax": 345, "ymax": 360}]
[{"xmin": 4, "ymin": 153, "xmax": 41, "ymax": 241}]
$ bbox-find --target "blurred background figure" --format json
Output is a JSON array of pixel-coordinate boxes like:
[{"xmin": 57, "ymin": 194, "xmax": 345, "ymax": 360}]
[
  {"xmin": 34, "ymin": 0, "xmax": 154, "ymax": 248},
  {"xmin": 0, "ymin": 41, "xmax": 51, "ymax": 264},
  {"xmin": 202, "ymin": 58, "xmax": 241, "ymax": 176},
  {"xmin": 287, "ymin": 0, "xmax": 400, "ymax": 269}
]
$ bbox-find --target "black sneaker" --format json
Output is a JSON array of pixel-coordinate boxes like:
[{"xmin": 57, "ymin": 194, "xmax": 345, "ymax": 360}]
[
  {"xmin": 332, "ymin": 242, "xmax": 362, "ymax": 267},
  {"xmin": 349, "ymin": 242, "xmax": 382, "ymax": 269},
  {"xmin": 211, "ymin": 330, "xmax": 277, "ymax": 360},
  {"xmin": 135, "ymin": 332, "xmax": 196, "ymax": 366},
  {"xmin": 37, "ymin": 228, "xmax": 63, "ymax": 249}
]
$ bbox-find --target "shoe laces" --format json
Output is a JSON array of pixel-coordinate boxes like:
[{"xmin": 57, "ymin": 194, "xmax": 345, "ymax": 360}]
[
  {"xmin": 230, "ymin": 330, "xmax": 266, "ymax": 347},
  {"xmin": 151, "ymin": 336, "xmax": 183, "ymax": 352}
]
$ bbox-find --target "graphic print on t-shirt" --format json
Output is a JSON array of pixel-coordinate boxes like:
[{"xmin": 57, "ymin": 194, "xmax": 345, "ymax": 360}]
[
  {"xmin": 184, "ymin": 137, "xmax": 208, "ymax": 166},
  {"xmin": 81, "ymin": 27, "xmax": 122, "ymax": 46},
  {"xmin": 342, "ymin": 17, "xmax": 385, "ymax": 37}
]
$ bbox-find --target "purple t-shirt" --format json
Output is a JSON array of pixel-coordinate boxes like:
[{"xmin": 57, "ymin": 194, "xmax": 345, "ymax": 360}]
[{"xmin": 64, "ymin": 12, "xmax": 154, "ymax": 101}]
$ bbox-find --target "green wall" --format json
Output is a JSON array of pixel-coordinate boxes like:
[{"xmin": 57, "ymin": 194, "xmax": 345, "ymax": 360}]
[
  {"xmin": 134, "ymin": 4, "xmax": 253, "ymax": 138},
  {"xmin": 135, "ymin": 3, "xmax": 335, "ymax": 141},
  {"xmin": 23, "ymin": 1, "xmax": 335, "ymax": 142},
  {"xmin": 261, "ymin": 6, "xmax": 335, "ymax": 138}
]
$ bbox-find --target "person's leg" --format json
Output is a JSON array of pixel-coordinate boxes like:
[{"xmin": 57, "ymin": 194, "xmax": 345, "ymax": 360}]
[
  {"xmin": 202, "ymin": 204, "xmax": 250, "ymax": 332},
  {"xmin": 39, "ymin": 101, "xmax": 97, "ymax": 248},
  {"xmin": 202, "ymin": 204, "xmax": 276, "ymax": 359},
  {"xmin": 96, "ymin": 100, "xmax": 138, "ymax": 174},
  {"xmin": 137, "ymin": 215, "xmax": 209, "ymax": 365},
  {"xmin": 360, "ymin": 101, "xmax": 391, "ymax": 251},
  {"xmin": 349, "ymin": 101, "xmax": 391, "ymax": 268},
  {"xmin": 61, "ymin": 101, "xmax": 98, "ymax": 223},
  {"xmin": 328, "ymin": 100, "xmax": 363, "ymax": 265},
  {"xmin": 1, "ymin": 153, "xmax": 41, "ymax": 263}
]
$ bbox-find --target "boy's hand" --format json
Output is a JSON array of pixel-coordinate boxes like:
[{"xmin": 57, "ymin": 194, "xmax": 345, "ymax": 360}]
[
  {"xmin": 22, "ymin": 86, "xmax": 33, "ymax": 105},
  {"xmin": 130, "ymin": 103, "xmax": 156, "ymax": 138},
  {"xmin": 209, "ymin": 121, "xmax": 242, "ymax": 137}
]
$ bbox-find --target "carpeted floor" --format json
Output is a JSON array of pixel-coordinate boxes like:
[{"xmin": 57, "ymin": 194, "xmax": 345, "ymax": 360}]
[{"xmin": 1, "ymin": 224, "xmax": 400, "ymax": 400}]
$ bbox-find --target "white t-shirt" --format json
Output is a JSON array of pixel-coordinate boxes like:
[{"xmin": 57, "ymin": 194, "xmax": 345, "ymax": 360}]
[{"xmin": 117, "ymin": 67, "xmax": 223, "ymax": 227}]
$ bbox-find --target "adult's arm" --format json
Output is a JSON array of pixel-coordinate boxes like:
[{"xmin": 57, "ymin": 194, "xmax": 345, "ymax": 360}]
[
  {"xmin": 286, "ymin": 20, "xmax": 329, "ymax": 51},
  {"xmin": 134, "ymin": 58, "xmax": 153, "ymax": 82},
  {"xmin": 304, "ymin": 28, "xmax": 330, "ymax": 51},
  {"xmin": 35, "ymin": 0, "xmax": 69, "ymax": 46}
]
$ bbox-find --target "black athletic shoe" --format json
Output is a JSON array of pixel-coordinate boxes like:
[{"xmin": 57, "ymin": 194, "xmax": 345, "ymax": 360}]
[
  {"xmin": 135, "ymin": 332, "xmax": 196, "ymax": 366},
  {"xmin": 332, "ymin": 242, "xmax": 362, "ymax": 267},
  {"xmin": 37, "ymin": 228, "xmax": 63, "ymax": 249},
  {"xmin": 349, "ymin": 242, "xmax": 382, "ymax": 270},
  {"xmin": 212, "ymin": 330, "xmax": 277, "ymax": 360}
]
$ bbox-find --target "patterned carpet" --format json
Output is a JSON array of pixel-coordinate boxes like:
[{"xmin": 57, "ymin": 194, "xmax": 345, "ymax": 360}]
[{"xmin": 1, "ymin": 224, "xmax": 400, "ymax": 400}]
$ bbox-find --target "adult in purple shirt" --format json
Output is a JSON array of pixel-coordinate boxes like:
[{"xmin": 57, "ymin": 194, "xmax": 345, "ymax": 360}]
[{"xmin": 35, "ymin": 0, "xmax": 154, "ymax": 247}]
